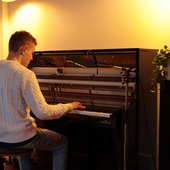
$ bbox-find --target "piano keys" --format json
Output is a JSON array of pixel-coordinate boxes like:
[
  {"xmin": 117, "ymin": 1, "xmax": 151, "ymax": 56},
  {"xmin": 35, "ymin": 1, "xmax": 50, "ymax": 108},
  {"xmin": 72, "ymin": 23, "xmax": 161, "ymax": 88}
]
[{"xmin": 69, "ymin": 109, "xmax": 112, "ymax": 118}]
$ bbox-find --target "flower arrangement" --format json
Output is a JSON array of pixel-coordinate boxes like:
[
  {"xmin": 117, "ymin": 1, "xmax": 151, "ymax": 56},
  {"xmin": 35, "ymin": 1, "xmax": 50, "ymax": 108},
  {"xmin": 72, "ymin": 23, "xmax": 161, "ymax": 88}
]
[{"xmin": 151, "ymin": 45, "xmax": 170, "ymax": 91}]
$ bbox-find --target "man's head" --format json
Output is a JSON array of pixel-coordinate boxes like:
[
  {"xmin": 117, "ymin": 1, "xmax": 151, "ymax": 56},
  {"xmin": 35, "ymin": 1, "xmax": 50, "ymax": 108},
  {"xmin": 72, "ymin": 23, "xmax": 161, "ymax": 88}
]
[{"xmin": 8, "ymin": 31, "xmax": 37, "ymax": 67}]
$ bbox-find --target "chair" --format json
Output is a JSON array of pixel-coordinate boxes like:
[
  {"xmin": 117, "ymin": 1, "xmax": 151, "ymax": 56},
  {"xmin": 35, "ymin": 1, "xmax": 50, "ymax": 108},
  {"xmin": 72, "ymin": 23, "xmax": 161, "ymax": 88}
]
[{"xmin": 0, "ymin": 148, "xmax": 32, "ymax": 170}]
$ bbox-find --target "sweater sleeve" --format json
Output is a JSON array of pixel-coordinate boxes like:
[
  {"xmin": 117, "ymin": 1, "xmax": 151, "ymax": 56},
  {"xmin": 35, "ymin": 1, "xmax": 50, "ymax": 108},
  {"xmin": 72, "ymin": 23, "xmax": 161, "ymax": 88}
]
[{"xmin": 22, "ymin": 71, "xmax": 73, "ymax": 120}]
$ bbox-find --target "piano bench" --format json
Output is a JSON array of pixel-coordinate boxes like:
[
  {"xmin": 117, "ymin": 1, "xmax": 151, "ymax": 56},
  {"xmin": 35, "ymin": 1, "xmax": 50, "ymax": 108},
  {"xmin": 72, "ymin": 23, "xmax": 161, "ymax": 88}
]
[{"xmin": 0, "ymin": 148, "xmax": 32, "ymax": 170}]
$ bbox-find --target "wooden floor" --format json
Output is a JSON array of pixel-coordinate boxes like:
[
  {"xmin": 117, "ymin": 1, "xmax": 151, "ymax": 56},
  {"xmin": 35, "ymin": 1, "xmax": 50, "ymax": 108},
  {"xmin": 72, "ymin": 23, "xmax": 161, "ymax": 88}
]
[
  {"xmin": 0, "ymin": 151, "xmax": 122, "ymax": 170},
  {"xmin": 0, "ymin": 150, "xmax": 119, "ymax": 170},
  {"xmin": 31, "ymin": 150, "xmax": 120, "ymax": 170}
]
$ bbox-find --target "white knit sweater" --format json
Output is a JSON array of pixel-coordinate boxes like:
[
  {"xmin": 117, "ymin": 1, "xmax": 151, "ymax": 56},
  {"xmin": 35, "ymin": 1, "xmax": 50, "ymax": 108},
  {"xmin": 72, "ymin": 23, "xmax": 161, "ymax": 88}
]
[{"xmin": 0, "ymin": 60, "xmax": 73, "ymax": 143}]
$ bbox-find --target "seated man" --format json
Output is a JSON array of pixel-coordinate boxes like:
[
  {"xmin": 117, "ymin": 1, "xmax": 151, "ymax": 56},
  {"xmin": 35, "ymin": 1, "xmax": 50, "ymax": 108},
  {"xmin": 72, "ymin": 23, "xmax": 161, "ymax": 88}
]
[{"xmin": 0, "ymin": 30, "xmax": 85, "ymax": 170}]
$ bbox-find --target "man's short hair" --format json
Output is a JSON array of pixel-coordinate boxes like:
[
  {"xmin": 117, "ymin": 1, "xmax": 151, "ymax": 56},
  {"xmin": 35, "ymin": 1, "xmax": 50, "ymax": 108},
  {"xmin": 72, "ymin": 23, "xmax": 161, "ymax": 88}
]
[{"xmin": 9, "ymin": 30, "xmax": 37, "ymax": 52}]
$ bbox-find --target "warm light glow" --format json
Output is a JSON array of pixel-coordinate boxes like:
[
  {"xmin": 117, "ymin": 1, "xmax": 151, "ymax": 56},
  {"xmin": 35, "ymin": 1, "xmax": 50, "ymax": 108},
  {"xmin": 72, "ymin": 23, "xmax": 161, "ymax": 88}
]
[
  {"xmin": 139, "ymin": 0, "xmax": 170, "ymax": 24},
  {"xmin": 149, "ymin": 0, "xmax": 170, "ymax": 20},
  {"xmin": 14, "ymin": 4, "xmax": 39, "ymax": 21},
  {"xmin": 1, "ymin": 0, "xmax": 16, "ymax": 2},
  {"xmin": 6, "ymin": 0, "xmax": 170, "ymax": 50},
  {"xmin": 10, "ymin": 3, "xmax": 41, "ymax": 33},
  {"xmin": 2, "ymin": 2, "xmax": 9, "ymax": 59},
  {"xmin": 136, "ymin": 0, "xmax": 170, "ymax": 48}
]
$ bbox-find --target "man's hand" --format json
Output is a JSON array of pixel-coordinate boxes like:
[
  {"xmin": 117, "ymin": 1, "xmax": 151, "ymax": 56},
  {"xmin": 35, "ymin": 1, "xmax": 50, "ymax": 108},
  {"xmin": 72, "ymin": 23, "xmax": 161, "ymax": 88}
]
[{"xmin": 70, "ymin": 102, "xmax": 86, "ymax": 109}]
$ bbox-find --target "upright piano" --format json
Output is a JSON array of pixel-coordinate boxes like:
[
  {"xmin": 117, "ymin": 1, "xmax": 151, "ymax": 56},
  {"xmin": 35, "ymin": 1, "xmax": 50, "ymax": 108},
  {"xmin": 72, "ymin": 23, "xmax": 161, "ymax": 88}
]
[{"xmin": 28, "ymin": 48, "xmax": 157, "ymax": 170}]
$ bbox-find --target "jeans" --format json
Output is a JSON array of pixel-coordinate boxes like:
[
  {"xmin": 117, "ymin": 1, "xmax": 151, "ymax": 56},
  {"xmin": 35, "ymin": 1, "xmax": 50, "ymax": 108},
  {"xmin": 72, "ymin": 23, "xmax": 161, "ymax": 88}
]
[{"xmin": 17, "ymin": 128, "xmax": 68, "ymax": 170}]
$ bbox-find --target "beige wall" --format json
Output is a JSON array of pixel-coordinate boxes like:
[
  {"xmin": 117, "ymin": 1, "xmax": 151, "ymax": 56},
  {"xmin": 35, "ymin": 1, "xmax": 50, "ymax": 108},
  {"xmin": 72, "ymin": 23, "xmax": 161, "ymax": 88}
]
[
  {"xmin": 2, "ymin": 0, "xmax": 170, "ymax": 57},
  {"xmin": 0, "ymin": 3, "xmax": 3, "ymax": 60},
  {"xmin": 1, "ymin": 2, "xmax": 9, "ymax": 60}
]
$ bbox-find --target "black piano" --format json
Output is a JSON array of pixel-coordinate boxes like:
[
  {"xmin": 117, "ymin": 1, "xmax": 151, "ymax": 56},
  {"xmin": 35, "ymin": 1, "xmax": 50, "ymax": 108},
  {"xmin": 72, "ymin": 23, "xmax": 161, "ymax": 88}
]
[{"xmin": 28, "ymin": 48, "xmax": 157, "ymax": 170}]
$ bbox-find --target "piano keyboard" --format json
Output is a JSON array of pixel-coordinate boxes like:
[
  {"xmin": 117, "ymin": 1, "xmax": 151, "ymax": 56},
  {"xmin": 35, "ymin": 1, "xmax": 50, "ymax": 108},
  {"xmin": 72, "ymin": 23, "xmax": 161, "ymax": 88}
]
[{"xmin": 69, "ymin": 110, "xmax": 112, "ymax": 118}]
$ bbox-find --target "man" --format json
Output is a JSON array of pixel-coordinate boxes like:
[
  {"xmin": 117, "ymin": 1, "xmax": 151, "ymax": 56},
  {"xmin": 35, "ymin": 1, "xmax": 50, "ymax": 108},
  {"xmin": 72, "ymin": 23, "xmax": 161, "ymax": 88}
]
[{"xmin": 0, "ymin": 30, "xmax": 85, "ymax": 170}]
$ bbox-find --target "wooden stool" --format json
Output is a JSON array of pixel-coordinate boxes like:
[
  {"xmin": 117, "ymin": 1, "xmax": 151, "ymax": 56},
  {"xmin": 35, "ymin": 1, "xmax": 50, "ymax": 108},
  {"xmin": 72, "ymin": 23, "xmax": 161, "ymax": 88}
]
[{"xmin": 0, "ymin": 148, "xmax": 32, "ymax": 170}]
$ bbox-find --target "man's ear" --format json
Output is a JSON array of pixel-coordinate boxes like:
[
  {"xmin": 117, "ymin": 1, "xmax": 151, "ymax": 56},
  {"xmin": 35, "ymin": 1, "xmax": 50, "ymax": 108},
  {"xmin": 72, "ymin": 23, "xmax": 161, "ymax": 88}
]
[{"xmin": 20, "ymin": 45, "xmax": 27, "ymax": 55}]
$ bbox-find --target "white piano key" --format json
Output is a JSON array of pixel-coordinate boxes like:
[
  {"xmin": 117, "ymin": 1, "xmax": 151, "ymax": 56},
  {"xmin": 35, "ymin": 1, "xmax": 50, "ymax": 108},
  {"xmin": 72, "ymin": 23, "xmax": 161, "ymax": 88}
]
[{"xmin": 69, "ymin": 110, "xmax": 112, "ymax": 118}]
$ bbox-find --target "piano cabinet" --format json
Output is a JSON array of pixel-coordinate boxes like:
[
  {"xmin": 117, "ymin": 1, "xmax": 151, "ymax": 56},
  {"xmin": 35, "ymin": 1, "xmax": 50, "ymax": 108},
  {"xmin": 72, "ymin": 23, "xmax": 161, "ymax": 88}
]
[
  {"xmin": 29, "ymin": 48, "xmax": 158, "ymax": 170},
  {"xmin": 45, "ymin": 109, "xmax": 124, "ymax": 170}
]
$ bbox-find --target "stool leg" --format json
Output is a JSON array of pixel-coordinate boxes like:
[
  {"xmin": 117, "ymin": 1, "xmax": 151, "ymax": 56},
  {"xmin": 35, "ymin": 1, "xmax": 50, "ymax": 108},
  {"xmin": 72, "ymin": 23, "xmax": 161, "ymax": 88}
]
[
  {"xmin": 3, "ymin": 156, "xmax": 17, "ymax": 170},
  {"xmin": 4, "ymin": 163, "xmax": 17, "ymax": 170}
]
